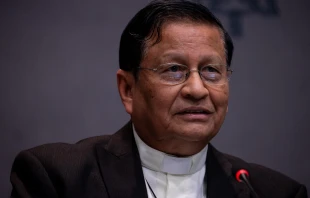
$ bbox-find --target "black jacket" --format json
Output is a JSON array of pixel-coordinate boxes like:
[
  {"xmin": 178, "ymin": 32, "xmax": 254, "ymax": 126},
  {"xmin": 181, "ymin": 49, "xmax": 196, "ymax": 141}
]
[{"xmin": 10, "ymin": 122, "xmax": 308, "ymax": 198}]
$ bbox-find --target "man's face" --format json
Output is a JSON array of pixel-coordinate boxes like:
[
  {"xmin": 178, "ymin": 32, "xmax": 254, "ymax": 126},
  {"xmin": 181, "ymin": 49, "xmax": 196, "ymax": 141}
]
[{"xmin": 125, "ymin": 22, "xmax": 229, "ymax": 155}]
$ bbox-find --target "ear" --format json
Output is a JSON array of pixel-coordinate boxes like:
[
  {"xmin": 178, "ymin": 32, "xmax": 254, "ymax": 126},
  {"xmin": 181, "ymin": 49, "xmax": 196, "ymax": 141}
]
[{"xmin": 117, "ymin": 69, "xmax": 134, "ymax": 115}]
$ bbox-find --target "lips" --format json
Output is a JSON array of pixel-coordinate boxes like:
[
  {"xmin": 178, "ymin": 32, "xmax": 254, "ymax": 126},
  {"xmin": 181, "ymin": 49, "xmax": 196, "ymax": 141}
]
[
  {"xmin": 178, "ymin": 107, "xmax": 212, "ymax": 114},
  {"xmin": 175, "ymin": 107, "xmax": 213, "ymax": 121}
]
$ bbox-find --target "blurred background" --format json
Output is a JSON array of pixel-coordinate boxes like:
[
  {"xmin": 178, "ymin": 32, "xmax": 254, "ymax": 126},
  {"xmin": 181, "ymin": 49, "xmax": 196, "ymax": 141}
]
[{"xmin": 1, "ymin": 0, "xmax": 309, "ymax": 196}]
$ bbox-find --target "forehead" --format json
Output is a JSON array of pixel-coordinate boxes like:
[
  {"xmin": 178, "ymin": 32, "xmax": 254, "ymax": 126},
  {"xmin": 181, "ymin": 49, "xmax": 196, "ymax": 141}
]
[{"xmin": 143, "ymin": 21, "xmax": 226, "ymax": 64}]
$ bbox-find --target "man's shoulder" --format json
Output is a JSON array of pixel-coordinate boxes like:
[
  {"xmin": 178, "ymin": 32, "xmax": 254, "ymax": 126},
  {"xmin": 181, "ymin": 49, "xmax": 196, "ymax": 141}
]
[
  {"xmin": 219, "ymin": 151, "xmax": 307, "ymax": 197},
  {"xmin": 27, "ymin": 134, "xmax": 111, "ymax": 156},
  {"xmin": 10, "ymin": 123, "xmax": 135, "ymax": 197},
  {"xmin": 14, "ymin": 122, "xmax": 133, "ymax": 169},
  {"xmin": 223, "ymin": 152, "xmax": 296, "ymax": 183},
  {"xmin": 13, "ymin": 134, "xmax": 113, "ymax": 173}
]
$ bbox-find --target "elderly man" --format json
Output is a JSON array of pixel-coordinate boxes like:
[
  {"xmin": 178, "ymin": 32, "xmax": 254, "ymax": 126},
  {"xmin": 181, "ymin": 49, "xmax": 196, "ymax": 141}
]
[{"xmin": 10, "ymin": 0, "xmax": 307, "ymax": 198}]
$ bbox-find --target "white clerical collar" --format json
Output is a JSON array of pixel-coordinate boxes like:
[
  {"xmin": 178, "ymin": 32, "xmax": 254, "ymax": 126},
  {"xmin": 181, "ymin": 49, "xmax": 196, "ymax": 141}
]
[{"xmin": 133, "ymin": 125, "xmax": 208, "ymax": 175}]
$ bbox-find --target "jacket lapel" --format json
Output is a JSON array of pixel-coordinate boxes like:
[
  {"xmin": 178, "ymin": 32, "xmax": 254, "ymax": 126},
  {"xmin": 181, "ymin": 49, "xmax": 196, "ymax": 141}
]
[
  {"xmin": 95, "ymin": 121, "xmax": 252, "ymax": 198},
  {"xmin": 95, "ymin": 122, "xmax": 148, "ymax": 198},
  {"xmin": 207, "ymin": 144, "xmax": 251, "ymax": 198}
]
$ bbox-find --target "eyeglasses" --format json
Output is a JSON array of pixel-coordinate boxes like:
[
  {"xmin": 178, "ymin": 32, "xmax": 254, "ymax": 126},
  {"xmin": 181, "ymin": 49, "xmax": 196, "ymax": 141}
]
[{"xmin": 138, "ymin": 63, "xmax": 233, "ymax": 86}]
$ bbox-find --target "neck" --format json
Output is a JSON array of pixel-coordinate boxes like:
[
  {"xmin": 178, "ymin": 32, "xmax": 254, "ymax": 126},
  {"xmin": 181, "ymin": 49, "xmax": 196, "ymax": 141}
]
[
  {"xmin": 133, "ymin": 128, "xmax": 208, "ymax": 175},
  {"xmin": 140, "ymin": 134, "xmax": 209, "ymax": 157}
]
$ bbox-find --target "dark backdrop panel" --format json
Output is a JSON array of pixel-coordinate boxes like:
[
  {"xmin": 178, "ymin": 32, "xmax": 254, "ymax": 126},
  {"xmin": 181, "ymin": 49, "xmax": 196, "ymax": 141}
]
[{"xmin": 1, "ymin": 0, "xmax": 310, "ymax": 196}]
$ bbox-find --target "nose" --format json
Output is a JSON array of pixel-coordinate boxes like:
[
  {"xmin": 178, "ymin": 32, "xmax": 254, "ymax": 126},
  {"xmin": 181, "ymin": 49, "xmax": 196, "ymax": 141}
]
[{"xmin": 180, "ymin": 70, "xmax": 209, "ymax": 100}]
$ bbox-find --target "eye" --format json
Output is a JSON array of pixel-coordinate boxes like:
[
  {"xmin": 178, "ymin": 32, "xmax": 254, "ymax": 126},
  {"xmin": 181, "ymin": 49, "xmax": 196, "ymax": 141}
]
[
  {"xmin": 157, "ymin": 64, "xmax": 187, "ymax": 73},
  {"xmin": 167, "ymin": 64, "xmax": 186, "ymax": 72},
  {"xmin": 200, "ymin": 65, "xmax": 222, "ymax": 82},
  {"xmin": 201, "ymin": 65, "xmax": 220, "ymax": 73},
  {"xmin": 158, "ymin": 64, "xmax": 187, "ymax": 82}
]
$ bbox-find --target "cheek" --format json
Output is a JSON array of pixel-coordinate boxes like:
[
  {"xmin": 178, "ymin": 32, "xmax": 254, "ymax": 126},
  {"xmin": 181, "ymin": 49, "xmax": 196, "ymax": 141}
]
[
  {"xmin": 145, "ymin": 83, "xmax": 176, "ymax": 102},
  {"xmin": 135, "ymin": 83, "xmax": 164, "ymax": 113},
  {"xmin": 210, "ymin": 86, "xmax": 229, "ymax": 110},
  {"xmin": 146, "ymin": 88, "xmax": 180, "ymax": 123},
  {"xmin": 150, "ymin": 88, "xmax": 177, "ymax": 113},
  {"xmin": 136, "ymin": 75, "xmax": 180, "ymax": 115}
]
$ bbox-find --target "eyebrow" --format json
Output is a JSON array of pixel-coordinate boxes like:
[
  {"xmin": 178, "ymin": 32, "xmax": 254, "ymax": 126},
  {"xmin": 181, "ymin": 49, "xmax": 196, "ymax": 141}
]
[
  {"xmin": 158, "ymin": 52, "xmax": 225, "ymax": 65},
  {"xmin": 158, "ymin": 52, "xmax": 186, "ymax": 63},
  {"xmin": 202, "ymin": 56, "xmax": 225, "ymax": 65}
]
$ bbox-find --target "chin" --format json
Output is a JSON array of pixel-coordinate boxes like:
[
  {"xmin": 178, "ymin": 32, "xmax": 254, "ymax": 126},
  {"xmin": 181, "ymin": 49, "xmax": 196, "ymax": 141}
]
[{"xmin": 176, "ymin": 129, "xmax": 215, "ymax": 142}]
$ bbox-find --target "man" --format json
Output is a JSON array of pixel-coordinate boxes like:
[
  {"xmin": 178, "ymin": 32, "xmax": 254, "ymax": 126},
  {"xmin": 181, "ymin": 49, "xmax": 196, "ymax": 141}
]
[{"xmin": 10, "ymin": 0, "xmax": 307, "ymax": 198}]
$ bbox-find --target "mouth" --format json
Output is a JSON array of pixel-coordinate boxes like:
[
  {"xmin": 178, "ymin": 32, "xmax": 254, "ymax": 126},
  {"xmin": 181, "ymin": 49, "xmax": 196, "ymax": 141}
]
[
  {"xmin": 178, "ymin": 107, "xmax": 212, "ymax": 115},
  {"xmin": 176, "ymin": 107, "xmax": 213, "ymax": 121}
]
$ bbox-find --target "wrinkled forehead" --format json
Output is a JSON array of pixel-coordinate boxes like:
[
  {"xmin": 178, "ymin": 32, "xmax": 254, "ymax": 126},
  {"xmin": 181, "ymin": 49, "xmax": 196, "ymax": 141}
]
[
  {"xmin": 147, "ymin": 18, "xmax": 224, "ymax": 44},
  {"xmin": 143, "ymin": 20, "xmax": 226, "ymax": 63}
]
